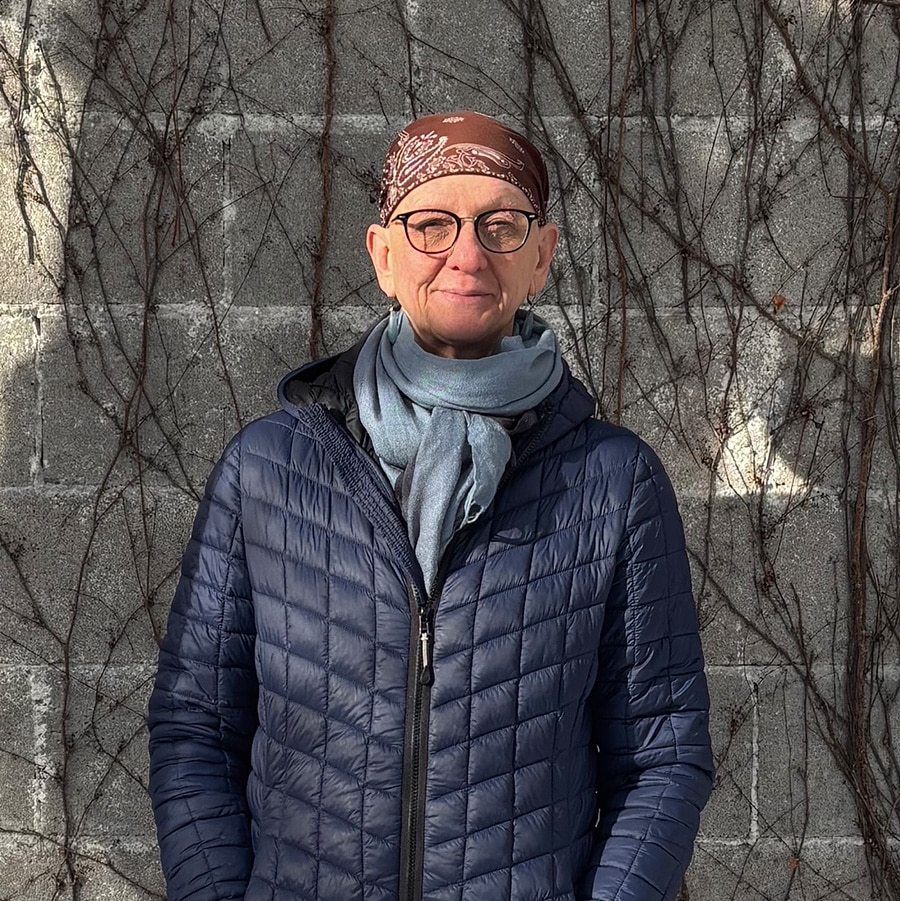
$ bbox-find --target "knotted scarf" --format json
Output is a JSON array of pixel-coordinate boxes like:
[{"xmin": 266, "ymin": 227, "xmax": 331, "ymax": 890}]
[{"xmin": 354, "ymin": 310, "xmax": 563, "ymax": 590}]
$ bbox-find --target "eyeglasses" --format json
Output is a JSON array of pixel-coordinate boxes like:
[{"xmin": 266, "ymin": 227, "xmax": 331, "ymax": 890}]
[{"xmin": 391, "ymin": 208, "xmax": 539, "ymax": 254}]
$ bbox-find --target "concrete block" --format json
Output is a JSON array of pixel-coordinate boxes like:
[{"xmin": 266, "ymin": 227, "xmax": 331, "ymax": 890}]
[
  {"xmin": 657, "ymin": 0, "xmax": 747, "ymax": 117},
  {"xmin": 857, "ymin": 5, "xmax": 900, "ymax": 117},
  {"xmin": 40, "ymin": 301, "xmax": 385, "ymax": 488},
  {"xmin": 754, "ymin": 0, "xmax": 900, "ymax": 119},
  {"xmin": 21, "ymin": 0, "xmax": 91, "ymax": 103},
  {"xmin": 565, "ymin": 305, "xmax": 725, "ymax": 491},
  {"xmin": 216, "ymin": 305, "xmax": 311, "ymax": 416},
  {"xmin": 318, "ymin": 128, "xmax": 392, "ymax": 309},
  {"xmin": 0, "ymin": 311, "xmax": 38, "ymax": 485},
  {"xmin": 607, "ymin": 120, "xmax": 745, "ymax": 308},
  {"xmin": 528, "ymin": 0, "xmax": 626, "ymax": 117},
  {"xmin": 755, "ymin": 666, "xmax": 899, "ymax": 848},
  {"xmin": 528, "ymin": 118, "xmax": 748, "ymax": 319},
  {"xmin": 0, "ymin": 491, "xmax": 79, "ymax": 664},
  {"xmin": 0, "ymin": 839, "xmax": 65, "ymax": 901},
  {"xmin": 219, "ymin": 4, "xmax": 325, "ymax": 114},
  {"xmin": 40, "ymin": 306, "xmax": 214, "ymax": 487},
  {"xmin": 37, "ymin": 307, "xmax": 124, "ymax": 486},
  {"xmin": 538, "ymin": 121, "xmax": 601, "ymax": 311},
  {"xmin": 43, "ymin": 665, "xmax": 155, "ymax": 840},
  {"xmin": 0, "ymin": 3, "xmax": 27, "ymax": 35},
  {"xmin": 702, "ymin": 303, "xmax": 853, "ymax": 500},
  {"xmin": 74, "ymin": 844, "xmax": 165, "ymax": 901},
  {"xmin": 43, "ymin": 0, "xmax": 227, "ymax": 117},
  {"xmin": 559, "ymin": 300, "xmax": 859, "ymax": 500},
  {"xmin": 40, "ymin": 304, "xmax": 284, "ymax": 487},
  {"xmin": 0, "ymin": 487, "xmax": 193, "ymax": 665},
  {"xmin": 681, "ymin": 494, "xmax": 851, "ymax": 666},
  {"xmin": 686, "ymin": 839, "xmax": 873, "ymax": 900},
  {"xmin": 227, "ymin": 129, "xmax": 321, "ymax": 307},
  {"xmin": 72, "ymin": 490, "xmax": 195, "ymax": 661},
  {"xmin": 221, "ymin": 303, "xmax": 395, "ymax": 409},
  {"xmin": 867, "ymin": 672, "xmax": 900, "ymax": 794},
  {"xmin": 744, "ymin": 126, "xmax": 849, "ymax": 313},
  {"xmin": 332, "ymin": 3, "xmax": 413, "ymax": 116},
  {"xmin": 534, "ymin": 0, "xmax": 747, "ymax": 117},
  {"xmin": 228, "ymin": 125, "xmax": 385, "ymax": 310},
  {"xmin": 410, "ymin": 1, "xmax": 523, "ymax": 114},
  {"xmin": 0, "ymin": 127, "xmax": 67, "ymax": 306},
  {"xmin": 66, "ymin": 116, "xmax": 225, "ymax": 308},
  {"xmin": 0, "ymin": 667, "xmax": 37, "ymax": 832},
  {"xmin": 0, "ymin": 836, "xmax": 163, "ymax": 901},
  {"xmin": 700, "ymin": 669, "xmax": 754, "ymax": 839},
  {"xmin": 549, "ymin": 304, "xmax": 729, "ymax": 491},
  {"xmin": 756, "ymin": 669, "xmax": 859, "ymax": 839},
  {"xmin": 318, "ymin": 303, "xmax": 380, "ymax": 356}
]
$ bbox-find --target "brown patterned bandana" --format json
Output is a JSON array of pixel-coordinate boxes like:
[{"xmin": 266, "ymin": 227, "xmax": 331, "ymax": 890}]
[{"xmin": 378, "ymin": 111, "xmax": 550, "ymax": 226}]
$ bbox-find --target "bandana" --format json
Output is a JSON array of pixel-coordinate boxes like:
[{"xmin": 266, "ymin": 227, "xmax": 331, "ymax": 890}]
[{"xmin": 378, "ymin": 111, "xmax": 550, "ymax": 226}]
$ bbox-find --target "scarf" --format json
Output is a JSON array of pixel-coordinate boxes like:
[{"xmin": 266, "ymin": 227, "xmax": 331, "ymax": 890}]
[{"xmin": 354, "ymin": 310, "xmax": 563, "ymax": 591}]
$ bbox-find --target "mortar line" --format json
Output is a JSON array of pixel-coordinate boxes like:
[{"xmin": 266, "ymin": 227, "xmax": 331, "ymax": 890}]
[
  {"xmin": 221, "ymin": 134, "xmax": 234, "ymax": 314},
  {"xmin": 179, "ymin": 111, "xmax": 899, "ymax": 139},
  {"xmin": 694, "ymin": 836, "xmax": 875, "ymax": 849},
  {"xmin": 747, "ymin": 666, "xmax": 760, "ymax": 842},
  {"xmin": 405, "ymin": 0, "xmax": 421, "ymax": 118},
  {"xmin": 216, "ymin": 0, "xmax": 236, "ymax": 318},
  {"xmin": 31, "ymin": 310, "xmax": 45, "ymax": 486},
  {"xmin": 707, "ymin": 663, "xmax": 900, "ymax": 678},
  {"xmin": 28, "ymin": 666, "xmax": 52, "ymax": 833}
]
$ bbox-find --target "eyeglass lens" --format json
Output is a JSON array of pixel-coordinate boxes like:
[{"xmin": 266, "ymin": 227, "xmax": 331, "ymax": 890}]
[{"xmin": 403, "ymin": 210, "xmax": 532, "ymax": 254}]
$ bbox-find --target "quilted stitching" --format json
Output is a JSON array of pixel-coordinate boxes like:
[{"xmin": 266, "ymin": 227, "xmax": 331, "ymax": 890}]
[{"xmin": 148, "ymin": 370, "xmax": 713, "ymax": 901}]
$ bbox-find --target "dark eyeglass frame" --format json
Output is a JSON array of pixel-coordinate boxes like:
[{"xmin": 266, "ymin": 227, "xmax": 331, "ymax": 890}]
[{"xmin": 390, "ymin": 208, "xmax": 540, "ymax": 255}]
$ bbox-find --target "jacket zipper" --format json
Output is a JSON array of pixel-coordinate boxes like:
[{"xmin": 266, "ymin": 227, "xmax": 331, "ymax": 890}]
[
  {"xmin": 399, "ymin": 578, "xmax": 433, "ymax": 901},
  {"xmin": 397, "ymin": 403, "xmax": 554, "ymax": 901},
  {"xmin": 311, "ymin": 399, "xmax": 558, "ymax": 898}
]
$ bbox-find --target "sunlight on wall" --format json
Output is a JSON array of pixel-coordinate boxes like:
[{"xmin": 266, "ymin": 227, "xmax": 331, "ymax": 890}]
[{"xmin": 0, "ymin": 4, "xmax": 84, "ymax": 486}]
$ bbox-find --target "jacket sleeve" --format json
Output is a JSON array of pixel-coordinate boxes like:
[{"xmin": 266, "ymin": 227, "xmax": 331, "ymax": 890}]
[
  {"xmin": 147, "ymin": 433, "xmax": 258, "ymax": 901},
  {"xmin": 579, "ymin": 445, "xmax": 714, "ymax": 901}
]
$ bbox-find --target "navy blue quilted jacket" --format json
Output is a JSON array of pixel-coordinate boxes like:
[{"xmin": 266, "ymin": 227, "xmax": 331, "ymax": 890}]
[{"xmin": 148, "ymin": 337, "xmax": 713, "ymax": 901}]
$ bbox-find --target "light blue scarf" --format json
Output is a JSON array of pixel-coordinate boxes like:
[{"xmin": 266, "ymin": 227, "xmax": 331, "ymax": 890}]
[{"xmin": 354, "ymin": 309, "xmax": 563, "ymax": 590}]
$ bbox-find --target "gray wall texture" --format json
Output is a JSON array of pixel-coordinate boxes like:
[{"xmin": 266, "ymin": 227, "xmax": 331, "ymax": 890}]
[{"xmin": 0, "ymin": 0, "xmax": 898, "ymax": 898}]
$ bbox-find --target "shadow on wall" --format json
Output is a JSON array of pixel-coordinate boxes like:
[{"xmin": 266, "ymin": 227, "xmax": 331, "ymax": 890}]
[{"xmin": 0, "ymin": 3, "xmax": 383, "ymax": 895}]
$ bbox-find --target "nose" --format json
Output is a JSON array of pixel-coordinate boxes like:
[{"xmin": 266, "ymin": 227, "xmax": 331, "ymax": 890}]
[{"xmin": 446, "ymin": 220, "xmax": 488, "ymax": 271}]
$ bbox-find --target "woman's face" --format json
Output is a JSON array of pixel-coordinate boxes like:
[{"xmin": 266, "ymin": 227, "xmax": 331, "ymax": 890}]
[{"xmin": 367, "ymin": 174, "xmax": 558, "ymax": 359}]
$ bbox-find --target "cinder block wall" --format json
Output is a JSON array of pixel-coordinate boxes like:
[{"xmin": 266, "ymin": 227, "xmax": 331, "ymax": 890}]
[{"xmin": 1, "ymin": 1, "xmax": 897, "ymax": 898}]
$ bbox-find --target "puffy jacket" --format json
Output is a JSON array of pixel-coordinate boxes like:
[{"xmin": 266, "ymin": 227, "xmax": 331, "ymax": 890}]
[{"xmin": 147, "ymin": 334, "xmax": 714, "ymax": 901}]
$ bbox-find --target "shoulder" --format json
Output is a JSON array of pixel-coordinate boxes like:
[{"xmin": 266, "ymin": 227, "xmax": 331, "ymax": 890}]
[
  {"xmin": 208, "ymin": 409, "xmax": 330, "ymax": 489},
  {"xmin": 548, "ymin": 411, "xmax": 669, "ymax": 493},
  {"xmin": 585, "ymin": 422, "xmax": 682, "ymax": 525},
  {"xmin": 581, "ymin": 419, "xmax": 669, "ymax": 480},
  {"xmin": 236, "ymin": 409, "xmax": 312, "ymax": 457},
  {"xmin": 529, "ymin": 368, "xmax": 676, "ymax": 508},
  {"xmin": 542, "ymin": 366, "xmax": 667, "ymax": 479}
]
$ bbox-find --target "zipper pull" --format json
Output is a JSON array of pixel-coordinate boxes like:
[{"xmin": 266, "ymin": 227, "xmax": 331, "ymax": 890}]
[{"xmin": 419, "ymin": 611, "xmax": 434, "ymax": 686}]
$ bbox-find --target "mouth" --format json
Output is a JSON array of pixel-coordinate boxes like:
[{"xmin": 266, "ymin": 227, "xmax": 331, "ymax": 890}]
[{"xmin": 434, "ymin": 289, "xmax": 493, "ymax": 301}]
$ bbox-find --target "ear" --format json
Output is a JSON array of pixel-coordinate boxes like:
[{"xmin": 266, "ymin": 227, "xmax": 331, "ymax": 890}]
[
  {"xmin": 366, "ymin": 224, "xmax": 396, "ymax": 298},
  {"xmin": 529, "ymin": 222, "xmax": 559, "ymax": 295}
]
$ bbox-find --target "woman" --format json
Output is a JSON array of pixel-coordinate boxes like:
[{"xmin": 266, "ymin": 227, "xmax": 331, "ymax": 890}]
[{"xmin": 148, "ymin": 111, "xmax": 714, "ymax": 901}]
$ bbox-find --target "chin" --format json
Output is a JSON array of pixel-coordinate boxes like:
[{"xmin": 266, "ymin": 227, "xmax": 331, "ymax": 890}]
[
  {"xmin": 438, "ymin": 314, "xmax": 513, "ymax": 342},
  {"xmin": 423, "ymin": 327, "xmax": 506, "ymax": 359}
]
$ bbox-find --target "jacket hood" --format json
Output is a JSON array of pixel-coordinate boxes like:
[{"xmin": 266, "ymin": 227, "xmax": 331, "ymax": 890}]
[{"xmin": 277, "ymin": 327, "xmax": 372, "ymax": 445}]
